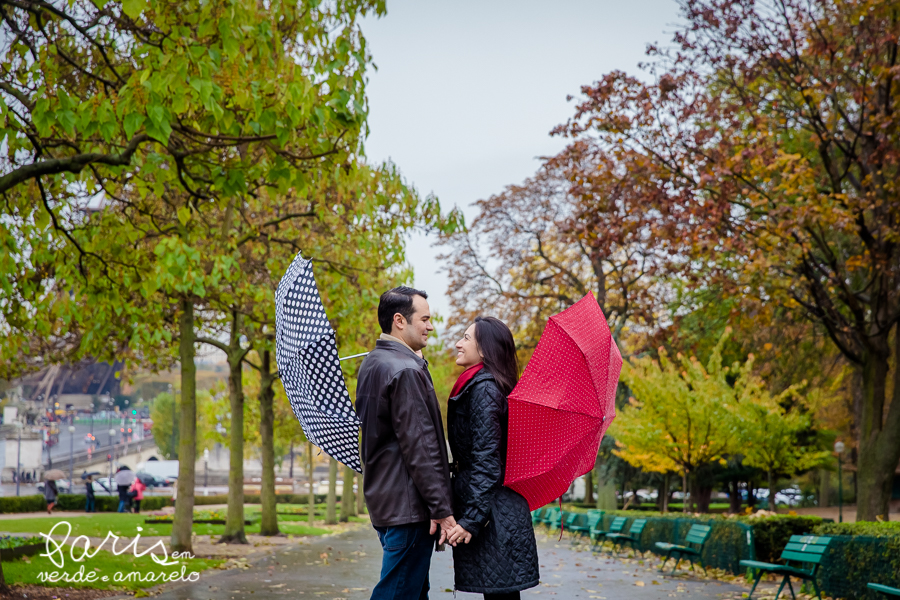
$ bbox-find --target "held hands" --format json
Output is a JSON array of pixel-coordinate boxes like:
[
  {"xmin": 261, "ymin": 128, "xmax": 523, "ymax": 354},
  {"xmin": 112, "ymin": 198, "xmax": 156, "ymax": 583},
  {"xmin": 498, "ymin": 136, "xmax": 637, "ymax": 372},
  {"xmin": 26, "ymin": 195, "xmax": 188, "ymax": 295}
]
[
  {"xmin": 429, "ymin": 515, "xmax": 457, "ymax": 545},
  {"xmin": 446, "ymin": 523, "xmax": 473, "ymax": 546}
]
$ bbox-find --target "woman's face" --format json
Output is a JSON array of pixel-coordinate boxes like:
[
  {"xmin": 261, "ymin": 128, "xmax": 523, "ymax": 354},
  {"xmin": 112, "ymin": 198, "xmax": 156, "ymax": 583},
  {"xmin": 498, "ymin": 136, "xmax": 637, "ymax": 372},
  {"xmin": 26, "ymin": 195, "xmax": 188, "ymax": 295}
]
[{"xmin": 455, "ymin": 324, "xmax": 483, "ymax": 368}]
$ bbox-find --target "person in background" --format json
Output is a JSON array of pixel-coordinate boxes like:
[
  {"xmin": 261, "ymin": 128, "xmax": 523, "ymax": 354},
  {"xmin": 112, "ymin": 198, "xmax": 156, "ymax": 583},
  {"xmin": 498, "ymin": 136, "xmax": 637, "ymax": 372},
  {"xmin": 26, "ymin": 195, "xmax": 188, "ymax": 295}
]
[
  {"xmin": 131, "ymin": 477, "xmax": 146, "ymax": 513},
  {"xmin": 85, "ymin": 475, "xmax": 96, "ymax": 512},
  {"xmin": 44, "ymin": 479, "xmax": 58, "ymax": 514}
]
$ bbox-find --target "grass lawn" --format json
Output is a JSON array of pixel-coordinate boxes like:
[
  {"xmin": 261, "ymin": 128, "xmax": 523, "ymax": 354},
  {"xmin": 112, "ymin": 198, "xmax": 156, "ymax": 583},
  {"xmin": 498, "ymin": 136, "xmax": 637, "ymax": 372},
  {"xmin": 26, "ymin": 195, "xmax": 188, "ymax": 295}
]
[
  {"xmin": 0, "ymin": 508, "xmax": 361, "ymax": 539},
  {"xmin": 3, "ymin": 548, "xmax": 223, "ymax": 592}
]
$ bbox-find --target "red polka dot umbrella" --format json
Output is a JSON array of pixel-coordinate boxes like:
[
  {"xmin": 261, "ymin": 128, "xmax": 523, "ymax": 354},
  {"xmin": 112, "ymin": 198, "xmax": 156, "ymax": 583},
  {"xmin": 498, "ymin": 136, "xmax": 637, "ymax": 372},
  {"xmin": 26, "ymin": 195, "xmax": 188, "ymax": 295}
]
[{"xmin": 504, "ymin": 293, "xmax": 622, "ymax": 510}]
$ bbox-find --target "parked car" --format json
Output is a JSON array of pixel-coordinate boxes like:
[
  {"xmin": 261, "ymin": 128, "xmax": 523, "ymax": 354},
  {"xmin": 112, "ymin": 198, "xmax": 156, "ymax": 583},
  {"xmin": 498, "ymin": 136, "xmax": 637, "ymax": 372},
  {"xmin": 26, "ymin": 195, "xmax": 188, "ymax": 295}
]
[
  {"xmin": 36, "ymin": 479, "xmax": 71, "ymax": 494},
  {"xmin": 135, "ymin": 472, "xmax": 161, "ymax": 488},
  {"xmin": 744, "ymin": 485, "xmax": 804, "ymax": 507}
]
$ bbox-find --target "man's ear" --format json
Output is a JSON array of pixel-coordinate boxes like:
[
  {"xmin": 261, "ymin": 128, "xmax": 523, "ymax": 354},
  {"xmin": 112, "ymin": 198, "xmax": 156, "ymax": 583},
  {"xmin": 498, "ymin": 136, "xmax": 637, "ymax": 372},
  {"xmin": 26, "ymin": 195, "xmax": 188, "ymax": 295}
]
[{"xmin": 393, "ymin": 312, "xmax": 406, "ymax": 330}]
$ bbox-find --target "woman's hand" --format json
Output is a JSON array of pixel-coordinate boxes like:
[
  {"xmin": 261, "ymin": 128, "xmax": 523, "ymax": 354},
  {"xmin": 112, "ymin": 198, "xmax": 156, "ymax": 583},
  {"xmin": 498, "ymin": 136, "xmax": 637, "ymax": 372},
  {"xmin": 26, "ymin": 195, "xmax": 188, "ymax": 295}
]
[{"xmin": 446, "ymin": 524, "xmax": 473, "ymax": 546}]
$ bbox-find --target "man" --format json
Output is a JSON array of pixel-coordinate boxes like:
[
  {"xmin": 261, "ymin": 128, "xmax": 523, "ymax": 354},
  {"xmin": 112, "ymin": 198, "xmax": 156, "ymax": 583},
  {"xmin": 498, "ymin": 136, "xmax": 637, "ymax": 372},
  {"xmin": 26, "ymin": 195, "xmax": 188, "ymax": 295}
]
[{"xmin": 356, "ymin": 287, "xmax": 456, "ymax": 600}]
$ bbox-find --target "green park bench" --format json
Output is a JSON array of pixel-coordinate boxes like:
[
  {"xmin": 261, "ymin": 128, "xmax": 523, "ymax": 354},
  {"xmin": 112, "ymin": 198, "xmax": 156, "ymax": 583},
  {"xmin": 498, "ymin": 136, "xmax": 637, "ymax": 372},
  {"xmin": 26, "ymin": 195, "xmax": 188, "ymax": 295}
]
[
  {"xmin": 740, "ymin": 535, "xmax": 832, "ymax": 600},
  {"xmin": 562, "ymin": 511, "xmax": 584, "ymax": 536},
  {"xmin": 547, "ymin": 509, "xmax": 564, "ymax": 531},
  {"xmin": 531, "ymin": 508, "xmax": 545, "ymax": 526},
  {"xmin": 592, "ymin": 515, "xmax": 627, "ymax": 546},
  {"xmin": 868, "ymin": 583, "xmax": 900, "ymax": 598},
  {"xmin": 656, "ymin": 523, "xmax": 712, "ymax": 574},
  {"xmin": 541, "ymin": 506, "xmax": 560, "ymax": 527},
  {"xmin": 606, "ymin": 517, "xmax": 647, "ymax": 556},
  {"xmin": 570, "ymin": 510, "xmax": 603, "ymax": 537}
]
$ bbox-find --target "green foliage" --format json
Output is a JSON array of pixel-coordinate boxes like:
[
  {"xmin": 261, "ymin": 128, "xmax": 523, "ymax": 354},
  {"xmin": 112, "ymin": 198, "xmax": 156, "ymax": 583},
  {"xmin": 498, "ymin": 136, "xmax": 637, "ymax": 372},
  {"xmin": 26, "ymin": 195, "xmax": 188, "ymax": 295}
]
[
  {"xmin": 556, "ymin": 507, "xmax": 823, "ymax": 571},
  {"xmin": 2, "ymin": 548, "xmax": 223, "ymax": 592},
  {"xmin": 149, "ymin": 391, "xmax": 179, "ymax": 459},
  {"xmin": 612, "ymin": 333, "xmax": 741, "ymax": 474},
  {"xmin": 735, "ymin": 515, "xmax": 824, "ymax": 563},
  {"xmin": 0, "ymin": 496, "xmax": 46, "ymax": 514},
  {"xmin": 0, "ymin": 535, "xmax": 42, "ymax": 550},
  {"xmin": 810, "ymin": 522, "xmax": 900, "ymax": 600},
  {"xmin": 813, "ymin": 521, "xmax": 900, "ymax": 537}
]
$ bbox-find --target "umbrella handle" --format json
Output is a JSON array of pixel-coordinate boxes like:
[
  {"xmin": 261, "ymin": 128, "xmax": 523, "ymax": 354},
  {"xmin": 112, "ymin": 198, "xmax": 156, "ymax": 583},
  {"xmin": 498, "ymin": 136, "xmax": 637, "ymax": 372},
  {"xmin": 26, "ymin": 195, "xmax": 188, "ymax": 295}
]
[{"xmin": 273, "ymin": 352, "xmax": 369, "ymax": 380}]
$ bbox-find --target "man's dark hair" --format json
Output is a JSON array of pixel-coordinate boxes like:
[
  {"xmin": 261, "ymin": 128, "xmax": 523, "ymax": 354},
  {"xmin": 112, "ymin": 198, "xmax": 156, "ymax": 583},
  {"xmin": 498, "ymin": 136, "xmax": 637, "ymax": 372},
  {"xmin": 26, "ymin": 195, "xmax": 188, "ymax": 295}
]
[{"xmin": 378, "ymin": 287, "xmax": 428, "ymax": 334}]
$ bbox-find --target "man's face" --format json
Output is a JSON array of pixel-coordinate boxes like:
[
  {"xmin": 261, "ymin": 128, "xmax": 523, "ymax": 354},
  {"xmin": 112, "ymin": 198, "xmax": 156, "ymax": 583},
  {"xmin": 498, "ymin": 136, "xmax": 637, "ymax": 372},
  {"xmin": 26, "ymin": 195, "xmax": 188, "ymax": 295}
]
[{"xmin": 395, "ymin": 295, "xmax": 434, "ymax": 351}]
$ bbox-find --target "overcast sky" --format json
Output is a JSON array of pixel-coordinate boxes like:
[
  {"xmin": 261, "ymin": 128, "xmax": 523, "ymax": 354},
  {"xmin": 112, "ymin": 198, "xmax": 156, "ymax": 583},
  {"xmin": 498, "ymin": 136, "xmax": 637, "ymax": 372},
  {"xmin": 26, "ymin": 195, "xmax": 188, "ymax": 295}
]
[{"xmin": 360, "ymin": 0, "xmax": 682, "ymax": 322}]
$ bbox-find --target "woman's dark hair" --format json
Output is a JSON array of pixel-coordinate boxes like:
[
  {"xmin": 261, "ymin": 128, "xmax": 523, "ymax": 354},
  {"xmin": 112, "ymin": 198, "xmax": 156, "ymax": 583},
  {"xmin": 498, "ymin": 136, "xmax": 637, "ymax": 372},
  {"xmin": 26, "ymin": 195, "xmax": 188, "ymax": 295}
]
[
  {"xmin": 378, "ymin": 286, "xmax": 428, "ymax": 334},
  {"xmin": 473, "ymin": 316, "xmax": 519, "ymax": 396}
]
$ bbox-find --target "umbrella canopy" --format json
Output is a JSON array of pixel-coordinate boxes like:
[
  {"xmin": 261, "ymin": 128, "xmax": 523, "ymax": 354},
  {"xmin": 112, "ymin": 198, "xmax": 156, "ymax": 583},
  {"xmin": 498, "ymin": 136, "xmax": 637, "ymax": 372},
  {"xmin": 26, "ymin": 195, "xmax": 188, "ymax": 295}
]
[
  {"xmin": 44, "ymin": 469, "xmax": 65, "ymax": 481},
  {"xmin": 275, "ymin": 253, "xmax": 362, "ymax": 472},
  {"xmin": 114, "ymin": 469, "xmax": 135, "ymax": 486},
  {"xmin": 503, "ymin": 293, "xmax": 622, "ymax": 510}
]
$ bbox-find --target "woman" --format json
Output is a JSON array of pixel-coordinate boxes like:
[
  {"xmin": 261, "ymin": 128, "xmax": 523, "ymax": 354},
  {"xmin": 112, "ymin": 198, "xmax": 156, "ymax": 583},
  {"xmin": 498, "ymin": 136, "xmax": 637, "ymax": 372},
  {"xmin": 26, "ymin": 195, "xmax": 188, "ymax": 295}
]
[
  {"xmin": 44, "ymin": 478, "xmax": 58, "ymax": 514},
  {"xmin": 130, "ymin": 477, "xmax": 146, "ymax": 513},
  {"xmin": 445, "ymin": 316, "xmax": 539, "ymax": 600}
]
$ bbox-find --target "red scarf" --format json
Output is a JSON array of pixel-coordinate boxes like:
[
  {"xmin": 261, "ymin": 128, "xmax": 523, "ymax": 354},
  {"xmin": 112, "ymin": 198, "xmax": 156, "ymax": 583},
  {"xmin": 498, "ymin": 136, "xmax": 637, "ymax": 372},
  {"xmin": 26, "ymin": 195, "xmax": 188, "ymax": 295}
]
[{"xmin": 450, "ymin": 363, "xmax": 484, "ymax": 398}]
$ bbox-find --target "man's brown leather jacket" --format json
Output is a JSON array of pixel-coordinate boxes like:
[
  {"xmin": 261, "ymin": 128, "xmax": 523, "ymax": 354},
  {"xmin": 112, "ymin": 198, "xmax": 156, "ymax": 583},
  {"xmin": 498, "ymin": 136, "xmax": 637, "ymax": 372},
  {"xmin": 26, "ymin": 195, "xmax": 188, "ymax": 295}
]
[{"xmin": 356, "ymin": 339, "xmax": 452, "ymax": 527}]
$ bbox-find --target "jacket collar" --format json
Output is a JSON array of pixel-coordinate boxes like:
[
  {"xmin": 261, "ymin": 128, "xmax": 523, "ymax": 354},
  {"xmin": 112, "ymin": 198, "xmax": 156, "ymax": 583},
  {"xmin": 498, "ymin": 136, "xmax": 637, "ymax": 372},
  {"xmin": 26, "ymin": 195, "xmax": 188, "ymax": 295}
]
[
  {"xmin": 374, "ymin": 338, "xmax": 428, "ymax": 367},
  {"xmin": 450, "ymin": 368, "xmax": 494, "ymax": 401}
]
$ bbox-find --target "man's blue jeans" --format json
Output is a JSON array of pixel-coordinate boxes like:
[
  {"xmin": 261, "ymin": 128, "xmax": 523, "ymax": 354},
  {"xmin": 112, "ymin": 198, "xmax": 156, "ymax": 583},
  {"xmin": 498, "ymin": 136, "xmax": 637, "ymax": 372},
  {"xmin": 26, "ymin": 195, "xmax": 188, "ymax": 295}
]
[{"xmin": 371, "ymin": 522, "xmax": 434, "ymax": 600}]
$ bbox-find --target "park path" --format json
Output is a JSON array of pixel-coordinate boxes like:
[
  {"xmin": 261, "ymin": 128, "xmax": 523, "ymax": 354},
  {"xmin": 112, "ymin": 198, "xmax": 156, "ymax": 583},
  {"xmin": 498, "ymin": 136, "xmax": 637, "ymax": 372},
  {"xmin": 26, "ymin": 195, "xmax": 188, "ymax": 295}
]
[{"xmin": 145, "ymin": 526, "xmax": 749, "ymax": 600}]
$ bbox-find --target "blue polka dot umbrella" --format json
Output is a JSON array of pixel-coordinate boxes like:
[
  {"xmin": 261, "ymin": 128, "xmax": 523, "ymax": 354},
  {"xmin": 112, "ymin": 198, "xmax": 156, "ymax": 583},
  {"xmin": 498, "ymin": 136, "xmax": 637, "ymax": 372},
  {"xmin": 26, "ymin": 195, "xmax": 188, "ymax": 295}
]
[{"xmin": 275, "ymin": 253, "xmax": 362, "ymax": 472}]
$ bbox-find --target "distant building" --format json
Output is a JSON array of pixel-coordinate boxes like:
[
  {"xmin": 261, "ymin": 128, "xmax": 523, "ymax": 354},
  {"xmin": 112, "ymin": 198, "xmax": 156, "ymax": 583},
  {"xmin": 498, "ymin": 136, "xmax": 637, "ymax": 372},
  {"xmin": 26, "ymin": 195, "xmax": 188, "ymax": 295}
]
[
  {"xmin": 12, "ymin": 360, "xmax": 123, "ymax": 410},
  {"xmin": 0, "ymin": 424, "xmax": 43, "ymax": 482}
]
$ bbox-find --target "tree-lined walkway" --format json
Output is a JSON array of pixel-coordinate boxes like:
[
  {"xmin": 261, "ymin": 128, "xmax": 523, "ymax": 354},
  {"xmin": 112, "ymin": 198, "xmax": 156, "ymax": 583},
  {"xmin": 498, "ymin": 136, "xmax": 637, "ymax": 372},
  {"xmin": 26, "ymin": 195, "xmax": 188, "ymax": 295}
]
[{"xmin": 146, "ymin": 527, "xmax": 748, "ymax": 600}]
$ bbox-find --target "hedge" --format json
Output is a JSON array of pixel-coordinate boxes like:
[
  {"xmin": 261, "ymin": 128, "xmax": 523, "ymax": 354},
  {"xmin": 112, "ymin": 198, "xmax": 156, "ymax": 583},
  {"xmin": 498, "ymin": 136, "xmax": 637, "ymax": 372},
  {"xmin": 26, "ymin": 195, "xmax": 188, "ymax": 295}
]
[
  {"xmin": 0, "ymin": 493, "xmax": 332, "ymax": 513},
  {"xmin": 552, "ymin": 507, "xmax": 823, "ymax": 575},
  {"xmin": 811, "ymin": 521, "xmax": 900, "ymax": 600}
]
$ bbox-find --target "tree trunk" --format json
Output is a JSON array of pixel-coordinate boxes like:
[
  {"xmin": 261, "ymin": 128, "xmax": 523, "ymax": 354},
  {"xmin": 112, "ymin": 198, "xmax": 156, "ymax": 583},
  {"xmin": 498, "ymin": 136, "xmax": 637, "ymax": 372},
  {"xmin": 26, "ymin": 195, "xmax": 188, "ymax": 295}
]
[
  {"xmin": 171, "ymin": 298, "xmax": 197, "ymax": 554},
  {"xmin": 327, "ymin": 457, "xmax": 338, "ymax": 524},
  {"xmin": 682, "ymin": 471, "xmax": 689, "ymax": 514},
  {"xmin": 220, "ymin": 313, "xmax": 247, "ymax": 544},
  {"xmin": 340, "ymin": 465, "xmax": 356, "ymax": 521},
  {"xmin": 748, "ymin": 480, "xmax": 757, "ymax": 509},
  {"xmin": 819, "ymin": 469, "xmax": 831, "ymax": 508},
  {"xmin": 596, "ymin": 476, "xmax": 617, "ymax": 510},
  {"xmin": 307, "ymin": 441, "xmax": 315, "ymax": 525},
  {"xmin": 289, "ymin": 441, "xmax": 294, "ymax": 479},
  {"xmin": 856, "ymin": 344, "xmax": 900, "ymax": 522},
  {"xmin": 0, "ymin": 557, "xmax": 9, "ymax": 594},
  {"xmin": 258, "ymin": 353, "xmax": 279, "ymax": 536},
  {"xmin": 584, "ymin": 468, "xmax": 594, "ymax": 505},
  {"xmin": 696, "ymin": 485, "xmax": 713, "ymax": 513},
  {"xmin": 767, "ymin": 469, "xmax": 776, "ymax": 512},
  {"xmin": 660, "ymin": 472, "xmax": 670, "ymax": 513},
  {"xmin": 729, "ymin": 478, "xmax": 742, "ymax": 514},
  {"xmin": 356, "ymin": 470, "xmax": 365, "ymax": 514}
]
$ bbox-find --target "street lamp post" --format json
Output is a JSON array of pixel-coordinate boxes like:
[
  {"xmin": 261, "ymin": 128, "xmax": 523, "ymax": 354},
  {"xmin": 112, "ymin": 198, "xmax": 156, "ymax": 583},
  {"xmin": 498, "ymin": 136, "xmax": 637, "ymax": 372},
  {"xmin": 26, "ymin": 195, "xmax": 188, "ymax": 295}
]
[
  {"xmin": 68, "ymin": 425, "xmax": 76, "ymax": 484},
  {"xmin": 204, "ymin": 448, "xmax": 210, "ymax": 488},
  {"xmin": 834, "ymin": 440, "xmax": 846, "ymax": 523},
  {"xmin": 15, "ymin": 422, "xmax": 23, "ymax": 497},
  {"xmin": 108, "ymin": 427, "xmax": 116, "ymax": 496}
]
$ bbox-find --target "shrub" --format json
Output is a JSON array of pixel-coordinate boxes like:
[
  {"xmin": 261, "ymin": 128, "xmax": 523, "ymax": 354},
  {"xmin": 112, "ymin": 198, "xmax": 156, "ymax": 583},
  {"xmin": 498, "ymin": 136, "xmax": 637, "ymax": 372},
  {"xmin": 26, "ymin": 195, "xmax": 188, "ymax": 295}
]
[
  {"xmin": 551, "ymin": 506, "xmax": 823, "ymax": 573},
  {"xmin": 734, "ymin": 515, "xmax": 823, "ymax": 562},
  {"xmin": 810, "ymin": 521, "xmax": 900, "ymax": 600},
  {"xmin": 0, "ymin": 495, "xmax": 45, "ymax": 513},
  {"xmin": 0, "ymin": 492, "xmax": 328, "ymax": 513}
]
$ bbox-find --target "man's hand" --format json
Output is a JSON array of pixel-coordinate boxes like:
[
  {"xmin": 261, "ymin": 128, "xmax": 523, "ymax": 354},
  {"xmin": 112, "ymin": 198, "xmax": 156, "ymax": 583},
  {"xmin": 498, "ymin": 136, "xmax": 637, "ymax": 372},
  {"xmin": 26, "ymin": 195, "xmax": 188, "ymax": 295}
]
[
  {"xmin": 446, "ymin": 523, "xmax": 473, "ymax": 546},
  {"xmin": 429, "ymin": 515, "xmax": 457, "ymax": 545}
]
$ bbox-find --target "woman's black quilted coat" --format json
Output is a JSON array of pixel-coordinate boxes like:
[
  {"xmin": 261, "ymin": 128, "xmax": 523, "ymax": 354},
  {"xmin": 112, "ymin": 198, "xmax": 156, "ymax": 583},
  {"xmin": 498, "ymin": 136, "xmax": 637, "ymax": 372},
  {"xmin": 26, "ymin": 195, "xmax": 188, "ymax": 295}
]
[{"xmin": 447, "ymin": 369, "xmax": 540, "ymax": 594}]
